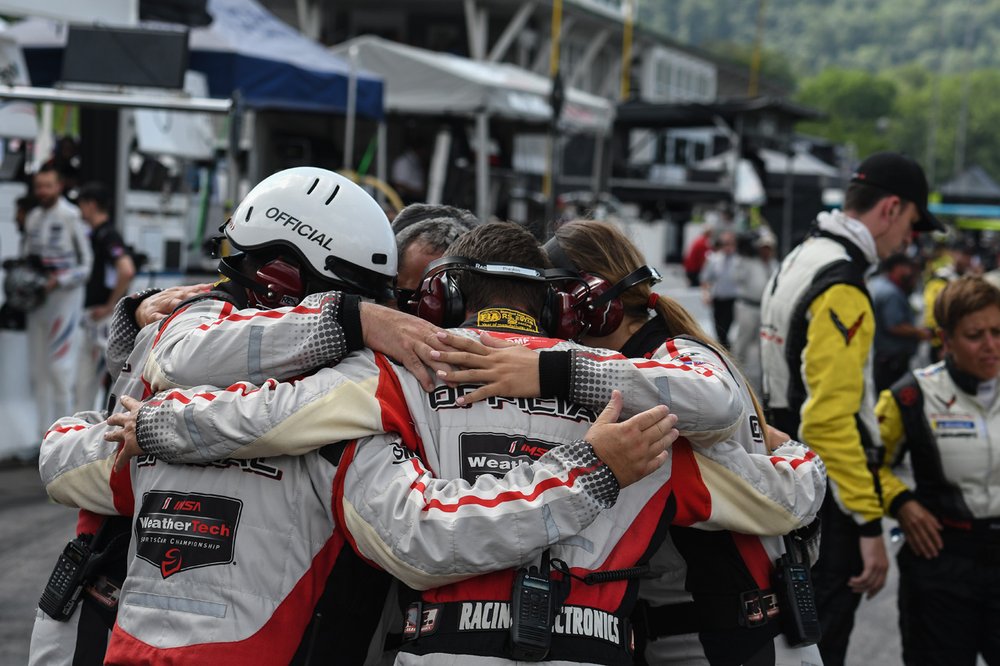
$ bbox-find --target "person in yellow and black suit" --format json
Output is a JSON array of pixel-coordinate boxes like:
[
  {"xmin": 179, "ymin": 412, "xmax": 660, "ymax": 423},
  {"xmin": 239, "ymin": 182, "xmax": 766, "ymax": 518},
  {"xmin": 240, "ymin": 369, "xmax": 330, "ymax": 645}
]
[
  {"xmin": 923, "ymin": 239, "xmax": 975, "ymax": 361},
  {"xmin": 761, "ymin": 152, "xmax": 944, "ymax": 666},
  {"xmin": 878, "ymin": 276, "xmax": 1000, "ymax": 666}
]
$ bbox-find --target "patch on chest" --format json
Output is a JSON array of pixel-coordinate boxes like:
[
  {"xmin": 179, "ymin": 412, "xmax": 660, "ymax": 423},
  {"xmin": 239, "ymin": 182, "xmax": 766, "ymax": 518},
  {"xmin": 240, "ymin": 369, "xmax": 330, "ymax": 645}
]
[
  {"xmin": 459, "ymin": 432, "xmax": 557, "ymax": 483},
  {"xmin": 929, "ymin": 413, "xmax": 978, "ymax": 439},
  {"xmin": 134, "ymin": 491, "xmax": 243, "ymax": 578}
]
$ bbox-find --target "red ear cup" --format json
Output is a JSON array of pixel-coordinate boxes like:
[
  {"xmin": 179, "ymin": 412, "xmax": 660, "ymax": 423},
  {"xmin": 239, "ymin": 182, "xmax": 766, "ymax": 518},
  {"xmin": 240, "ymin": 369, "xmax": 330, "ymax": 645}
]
[
  {"xmin": 546, "ymin": 274, "xmax": 625, "ymax": 340},
  {"xmin": 579, "ymin": 273, "xmax": 625, "ymax": 337},
  {"xmin": 254, "ymin": 258, "xmax": 306, "ymax": 307},
  {"xmin": 545, "ymin": 288, "xmax": 587, "ymax": 340},
  {"xmin": 414, "ymin": 271, "xmax": 465, "ymax": 328}
]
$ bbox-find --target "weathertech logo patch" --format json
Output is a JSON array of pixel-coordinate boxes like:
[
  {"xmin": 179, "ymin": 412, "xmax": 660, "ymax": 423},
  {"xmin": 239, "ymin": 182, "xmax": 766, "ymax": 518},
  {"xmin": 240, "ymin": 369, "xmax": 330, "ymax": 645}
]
[
  {"xmin": 459, "ymin": 433, "xmax": 556, "ymax": 483},
  {"xmin": 135, "ymin": 491, "xmax": 242, "ymax": 578}
]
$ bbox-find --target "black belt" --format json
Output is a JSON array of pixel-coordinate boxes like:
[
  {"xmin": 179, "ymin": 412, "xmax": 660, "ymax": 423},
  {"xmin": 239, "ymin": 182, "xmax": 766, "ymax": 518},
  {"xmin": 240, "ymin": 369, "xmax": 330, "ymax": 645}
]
[
  {"xmin": 637, "ymin": 588, "xmax": 781, "ymax": 640},
  {"xmin": 401, "ymin": 601, "xmax": 634, "ymax": 662},
  {"xmin": 938, "ymin": 524, "xmax": 1000, "ymax": 563},
  {"xmin": 941, "ymin": 516, "xmax": 1000, "ymax": 534}
]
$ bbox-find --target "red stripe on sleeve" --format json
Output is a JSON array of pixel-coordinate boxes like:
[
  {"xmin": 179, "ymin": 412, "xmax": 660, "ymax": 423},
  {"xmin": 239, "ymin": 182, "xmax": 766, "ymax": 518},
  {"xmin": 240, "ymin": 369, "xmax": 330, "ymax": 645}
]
[
  {"xmin": 373, "ymin": 354, "xmax": 424, "ymax": 460},
  {"xmin": 109, "ymin": 450, "xmax": 135, "ymax": 516},
  {"xmin": 670, "ymin": 439, "xmax": 713, "ymax": 526},
  {"xmin": 75, "ymin": 509, "xmax": 104, "ymax": 536}
]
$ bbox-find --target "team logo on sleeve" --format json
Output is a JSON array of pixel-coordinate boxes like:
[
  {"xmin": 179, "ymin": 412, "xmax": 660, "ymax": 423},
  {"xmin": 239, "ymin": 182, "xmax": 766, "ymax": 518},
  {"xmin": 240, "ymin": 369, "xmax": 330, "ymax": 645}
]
[
  {"xmin": 829, "ymin": 310, "xmax": 865, "ymax": 345},
  {"xmin": 135, "ymin": 491, "xmax": 242, "ymax": 578}
]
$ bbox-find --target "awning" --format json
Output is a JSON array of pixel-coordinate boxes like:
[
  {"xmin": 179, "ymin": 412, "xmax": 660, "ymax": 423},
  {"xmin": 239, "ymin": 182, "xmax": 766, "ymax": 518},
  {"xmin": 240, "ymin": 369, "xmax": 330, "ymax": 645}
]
[
  {"xmin": 4, "ymin": 0, "xmax": 384, "ymax": 117},
  {"xmin": 615, "ymin": 97, "xmax": 823, "ymax": 129},
  {"xmin": 330, "ymin": 35, "xmax": 613, "ymax": 133},
  {"xmin": 692, "ymin": 148, "xmax": 839, "ymax": 178}
]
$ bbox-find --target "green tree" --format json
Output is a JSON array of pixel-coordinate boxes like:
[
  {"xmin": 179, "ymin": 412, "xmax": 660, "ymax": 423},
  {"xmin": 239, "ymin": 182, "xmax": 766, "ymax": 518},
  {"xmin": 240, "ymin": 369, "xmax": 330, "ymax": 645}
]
[
  {"xmin": 794, "ymin": 69, "xmax": 898, "ymax": 157},
  {"xmin": 704, "ymin": 41, "xmax": 799, "ymax": 92}
]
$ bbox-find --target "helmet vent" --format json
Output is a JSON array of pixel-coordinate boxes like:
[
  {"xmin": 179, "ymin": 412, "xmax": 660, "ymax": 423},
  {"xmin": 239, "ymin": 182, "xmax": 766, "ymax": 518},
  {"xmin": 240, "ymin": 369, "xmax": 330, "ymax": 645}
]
[
  {"xmin": 372, "ymin": 253, "xmax": 388, "ymax": 265},
  {"xmin": 325, "ymin": 185, "xmax": 341, "ymax": 206},
  {"xmin": 307, "ymin": 178, "xmax": 319, "ymax": 195},
  {"xmin": 245, "ymin": 206, "xmax": 254, "ymax": 222}
]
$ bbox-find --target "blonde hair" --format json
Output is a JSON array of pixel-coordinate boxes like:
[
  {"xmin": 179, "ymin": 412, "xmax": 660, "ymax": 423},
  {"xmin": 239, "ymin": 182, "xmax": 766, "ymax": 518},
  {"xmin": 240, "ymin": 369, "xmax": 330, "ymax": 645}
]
[{"xmin": 553, "ymin": 220, "xmax": 768, "ymax": 428}]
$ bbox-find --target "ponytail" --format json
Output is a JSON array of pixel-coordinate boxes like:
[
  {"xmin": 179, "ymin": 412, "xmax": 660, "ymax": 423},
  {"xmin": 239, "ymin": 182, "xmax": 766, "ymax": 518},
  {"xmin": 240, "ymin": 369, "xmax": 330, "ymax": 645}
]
[{"xmin": 551, "ymin": 220, "xmax": 769, "ymax": 434}]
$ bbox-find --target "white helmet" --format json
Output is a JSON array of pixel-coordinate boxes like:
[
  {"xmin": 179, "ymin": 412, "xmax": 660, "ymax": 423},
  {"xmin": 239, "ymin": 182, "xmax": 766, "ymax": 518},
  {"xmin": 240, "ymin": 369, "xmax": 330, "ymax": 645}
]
[{"xmin": 225, "ymin": 167, "xmax": 397, "ymax": 300}]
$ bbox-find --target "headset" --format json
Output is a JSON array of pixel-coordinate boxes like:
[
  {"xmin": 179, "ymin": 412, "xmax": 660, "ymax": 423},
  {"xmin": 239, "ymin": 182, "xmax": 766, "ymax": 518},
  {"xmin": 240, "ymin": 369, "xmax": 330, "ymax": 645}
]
[
  {"xmin": 542, "ymin": 235, "xmax": 662, "ymax": 340},
  {"xmin": 403, "ymin": 256, "xmax": 565, "ymax": 328},
  {"xmin": 217, "ymin": 254, "xmax": 307, "ymax": 309},
  {"xmin": 404, "ymin": 250, "xmax": 660, "ymax": 340}
]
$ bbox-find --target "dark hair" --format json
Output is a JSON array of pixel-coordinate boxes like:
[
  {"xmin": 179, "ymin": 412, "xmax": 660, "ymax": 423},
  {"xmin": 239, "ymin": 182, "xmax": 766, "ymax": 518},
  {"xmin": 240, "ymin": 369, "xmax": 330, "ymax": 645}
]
[
  {"xmin": 395, "ymin": 217, "xmax": 471, "ymax": 260},
  {"xmin": 76, "ymin": 181, "xmax": 111, "ymax": 211},
  {"xmin": 392, "ymin": 203, "xmax": 478, "ymax": 235},
  {"xmin": 934, "ymin": 276, "xmax": 1000, "ymax": 335},
  {"xmin": 844, "ymin": 182, "xmax": 911, "ymax": 216},
  {"xmin": 34, "ymin": 164, "xmax": 62, "ymax": 180},
  {"xmin": 445, "ymin": 221, "xmax": 550, "ymax": 316}
]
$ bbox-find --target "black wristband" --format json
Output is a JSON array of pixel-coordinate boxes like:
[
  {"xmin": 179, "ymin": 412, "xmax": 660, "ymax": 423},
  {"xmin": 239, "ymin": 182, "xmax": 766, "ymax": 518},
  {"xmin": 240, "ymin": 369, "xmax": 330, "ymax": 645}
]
[
  {"xmin": 339, "ymin": 294, "xmax": 364, "ymax": 352},
  {"xmin": 888, "ymin": 490, "xmax": 916, "ymax": 518},
  {"xmin": 858, "ymin": 518, "xmax": 883, "ymax": 537},
  {"xmin": 539, "ymin": 351, "xmax": 572, "ymax": 399}
]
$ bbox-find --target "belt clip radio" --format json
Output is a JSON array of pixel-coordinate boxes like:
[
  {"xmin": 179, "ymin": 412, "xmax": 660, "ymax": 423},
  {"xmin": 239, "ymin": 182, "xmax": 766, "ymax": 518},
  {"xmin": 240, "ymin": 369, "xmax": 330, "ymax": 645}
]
[
  {"xmin": 39, "ymin": 520, "xmax": 128, "ymax": 622},
  {"xmin": 510, "ymin": 551, "xmax": 555, "ymax": 661},
  {"xmin": 772, "ymin": 532, "xmax": 821, "ymax": 647},
  {"xmin": 39, "ymin": 534, "xmax": 95, "ymax": 621}
]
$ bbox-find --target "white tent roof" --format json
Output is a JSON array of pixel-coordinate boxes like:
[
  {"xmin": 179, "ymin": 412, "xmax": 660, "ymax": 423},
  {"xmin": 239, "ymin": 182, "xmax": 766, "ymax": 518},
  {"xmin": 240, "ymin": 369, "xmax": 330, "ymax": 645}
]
[
  {"xmin": 330, "ymin": 35, "xmax": 613, "ymax": 133},
  {"xmin": 693, "ymin": 148, "xmax": 839, "ymax": 178}
]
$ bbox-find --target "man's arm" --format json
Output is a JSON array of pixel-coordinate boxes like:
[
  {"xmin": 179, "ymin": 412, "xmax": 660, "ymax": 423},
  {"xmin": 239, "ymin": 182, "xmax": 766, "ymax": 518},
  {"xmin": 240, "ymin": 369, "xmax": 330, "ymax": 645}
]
[
  {"xmin": 337, "ymin": 395, "xmax": 674, "ymax": 590},
  {"xmin": 143, "ymin": 291, "xmax": 367, "ymax": 391},
  {"xmin": 432, "ymin": 333, "xmax": 745, "ymax": 446},
  {"xmin": 671, "ymin": 438, "xmax": 827, "ymax": 535},
  {"xmin": 875, "ymin": 387, "xmax": 911, "ymax": 513},
  {"xmin": 801, "ymin": 284, "xmax": 887, "ymax": 595},
  {"xmin": 39, "ymin": 415, "xmax": 131, "ymax": 517},
  {"xmin": 143, "ymin": 293, "xmax": 445, "ymax": 393},
  {"xmin": 53, "ymin": 213, "xmax": 92, "ymax": 290},
  {"xmin": 875, "ymin": 387, "xmax": 943, "ymax": 559},
  {"xmin": 104, "ymin": 285, "xmax": 212, "ymax": 382},
  {"xmin": 562, "ymin": 338, "xmax": 745, "ymax": 446},
  {"xmin": 800, "ymin": 284, "xmax": 884, "ymax": 528},
  {"xmin": 113, "ymin": 349, "xmax": 397, "ymax": 463},
  {"xmin": 89, "ymin": 255, "xmax": 136, "ymax": 321}
]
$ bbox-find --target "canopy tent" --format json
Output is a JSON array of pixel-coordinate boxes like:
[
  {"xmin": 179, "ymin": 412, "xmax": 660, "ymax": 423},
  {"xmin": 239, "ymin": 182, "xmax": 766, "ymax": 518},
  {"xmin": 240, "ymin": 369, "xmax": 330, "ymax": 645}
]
[
  {"xmin": 4, "ymin": 0, "xmax": 384, "ymax": 117},
  {"xmin": 614, "ymin": 97, "xmax": 823, "ymax": 130},
  {"xmin": 329, "ymin": 35, "xmax": 612, "ymax": 133},
  {"xmin": 692, "ymin": 147, "xmax": 839, "ymax": 178},
  {"xmin": 329, "ymin": 35, "xmax": 613, "ymax": 222},
  {"xmin": 939, "ymin": 165, "xmax": 1000, "ymax": 204}
]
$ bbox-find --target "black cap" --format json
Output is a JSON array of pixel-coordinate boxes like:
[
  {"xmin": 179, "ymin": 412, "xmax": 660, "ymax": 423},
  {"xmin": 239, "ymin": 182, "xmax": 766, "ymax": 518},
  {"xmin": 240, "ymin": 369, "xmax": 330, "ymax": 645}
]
[{"xmin": 849, "ymin": 152, "xmax": 944, "ymax": 232}]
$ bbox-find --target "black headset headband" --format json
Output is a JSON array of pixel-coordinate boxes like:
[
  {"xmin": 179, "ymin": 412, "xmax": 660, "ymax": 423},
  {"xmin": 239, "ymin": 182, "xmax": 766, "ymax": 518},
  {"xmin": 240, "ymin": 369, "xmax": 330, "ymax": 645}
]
[
  {"xmin": 218, "ymin": 255, "xmax": 270, "ymax": 296},
  {"xmin": 542, "ymin": 235, "xmax": 662, "ymax": 306},
  {"xmin": 421, "ymin": 255, "xmax": 578, "ymax": 284},
  {"xmin": 592, "ymin": 264, "xmax": 662, "ymax": 307}
]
